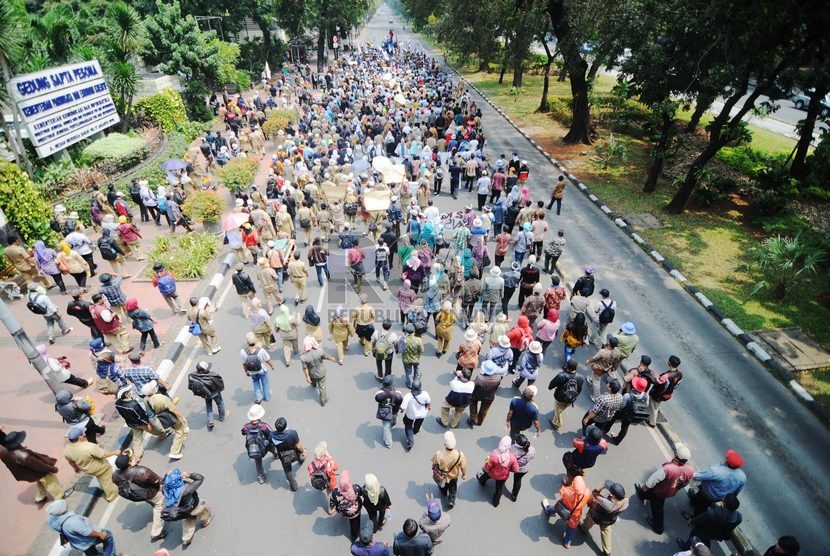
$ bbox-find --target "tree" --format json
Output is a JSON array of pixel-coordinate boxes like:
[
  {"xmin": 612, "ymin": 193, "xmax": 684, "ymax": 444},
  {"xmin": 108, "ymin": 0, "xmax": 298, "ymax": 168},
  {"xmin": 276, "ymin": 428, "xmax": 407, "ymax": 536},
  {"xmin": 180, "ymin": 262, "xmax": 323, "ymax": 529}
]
[
  {"xmin": 739, "ymin": 235, "xmax": 825, "ymax": 299},
  {"xmin": 0, "ymin": 0, "xmax": 34, "ymax": 176},
  {"xmin": 30, "ymin": 4, "xmax": 76, "ymax": 64},
  {"xmin": 536, "ymin": 25, "xmax": 555, "ymax": 113},
  {"xmin": 431, "ymin": 1, "xmax": 504, "ymax": 72},
  {"xmin": 103, "ymin": 2, "xmax": 144, "ymax": 131},
  {"xmin": 789, "ymin": 65, "xmax": 830, "ymax": 179}
]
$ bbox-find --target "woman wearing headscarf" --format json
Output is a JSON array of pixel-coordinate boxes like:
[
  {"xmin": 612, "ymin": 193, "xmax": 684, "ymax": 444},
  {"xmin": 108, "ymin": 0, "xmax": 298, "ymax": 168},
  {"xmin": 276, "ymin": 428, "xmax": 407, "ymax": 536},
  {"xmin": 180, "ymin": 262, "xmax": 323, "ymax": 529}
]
[
  {"xmin": 476, "ymin": 435, "xmax": 520, "ymax": 507},
  {"xmin": 562, "ymin": 312, "xmax": 589, "ymax": 364},
  {"xmin": 395, "ymin": 280, "xmax": 417, "ymax": 325},
  {"xmin": 34, "ymin": 241, "xmax": 66, "ymax": 294},
  {"xmin": 396, "ymin": 236, "xmax": 414, "ymax": 271},
  {"xmin": 506, "ymin": 315, "xmax": 533, "ymax": 373},
  {"xmin": 38, "ymin": 344, "xmax": 90, "ymax": 389},
  {"xmin": 274, "ymin": 305, "xmax": 299, "ymax": 366},
  {"xmin": 361, "ymin": 473, "xmax": 392, "ymax": 533},
  {"xmin": 541, "ymin": 474, "xmax": 592, "ymax": 549},
  {"xmin": 328, "ymin": 470, "xmax": 363, "ymax": 542},
  {"xmin": 307, "ymin": 441, "xmax": 339, "ymax": 501},
  {"xmin": 535, "ymin": 308, "xmax": 561, "ymax": 357},
  {"xmin": 116, "ymin": 215, "xmax": 144, "ymax": 261},
  {"xmin": 506, "ymin": 182, "xmax": 520, "ymax": 206},
  {"xmin": 125, "ymin": 298, "xmax": 160, "ymax": 355},
  {"xmin": 509, "ymin": 433, "xmax": 536, "ymax": 501},
  {"xmin": 55, "ymin": 241, "xmax": 90, "ymax": 290},
  {"xmin": 519, "ymin": 185, "xmax": 531, "ymax": 207},
  {"xmin": 248, "ymin": 298, "xmax": 276, "ymax": 350},
  {"xmin": 328, "ymin": 308, "xmax": 355, "ymax": 365},
  {"xmin": 434, "ymin": 301, "xmax": 456, "ymax": 358},
  {"xmin": 302, "ymin": 305, "xmax": 324, "ymax": 344}
]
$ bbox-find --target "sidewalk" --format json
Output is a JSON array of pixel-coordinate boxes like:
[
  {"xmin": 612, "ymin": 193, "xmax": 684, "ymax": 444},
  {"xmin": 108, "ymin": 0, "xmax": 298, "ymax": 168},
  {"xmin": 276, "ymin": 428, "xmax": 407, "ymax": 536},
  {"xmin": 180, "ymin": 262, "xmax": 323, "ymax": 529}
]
[{"xmin": 0, "ymin": 185, "xmax": 219, "ymax": 556}]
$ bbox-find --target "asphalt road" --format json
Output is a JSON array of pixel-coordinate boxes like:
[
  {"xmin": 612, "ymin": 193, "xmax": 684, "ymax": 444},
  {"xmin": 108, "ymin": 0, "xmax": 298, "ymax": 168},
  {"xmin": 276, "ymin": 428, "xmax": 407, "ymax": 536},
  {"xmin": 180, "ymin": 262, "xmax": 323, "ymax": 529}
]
[{"xmin": 37, "ymin": 5, "xmax": 828, "ymax": 556}]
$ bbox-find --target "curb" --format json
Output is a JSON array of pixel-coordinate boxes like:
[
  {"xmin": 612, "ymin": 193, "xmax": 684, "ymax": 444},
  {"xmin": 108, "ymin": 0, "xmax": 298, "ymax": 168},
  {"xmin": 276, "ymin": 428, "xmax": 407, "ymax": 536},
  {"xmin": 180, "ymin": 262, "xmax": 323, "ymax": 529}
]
[
  {"xmin": 445, "ymin": 67, "xmax": 830, "ymax": 431},
  {"xmin": 68, "ymin": 252, "xmax": 236, "ymax": 520}
]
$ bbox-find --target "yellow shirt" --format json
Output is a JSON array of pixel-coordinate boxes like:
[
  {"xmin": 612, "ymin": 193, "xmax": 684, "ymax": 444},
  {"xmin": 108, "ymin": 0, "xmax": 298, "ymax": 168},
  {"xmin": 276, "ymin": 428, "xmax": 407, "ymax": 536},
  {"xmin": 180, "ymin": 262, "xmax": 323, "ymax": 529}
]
[{"xmin": 64, "ymin": 440, "xmax": 112, "ymax": 476}]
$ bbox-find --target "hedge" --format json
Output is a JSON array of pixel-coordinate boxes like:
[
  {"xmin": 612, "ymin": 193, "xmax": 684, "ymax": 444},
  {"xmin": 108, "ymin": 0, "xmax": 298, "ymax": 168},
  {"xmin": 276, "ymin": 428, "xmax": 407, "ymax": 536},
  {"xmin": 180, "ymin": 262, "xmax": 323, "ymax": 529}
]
[
  {"xmin": 134, "ymin": 88, "xmax": 188, "ymax": 132},
  {"xmin": 80, "ymin": 133, "xmax": 150, "ymax": 173}
]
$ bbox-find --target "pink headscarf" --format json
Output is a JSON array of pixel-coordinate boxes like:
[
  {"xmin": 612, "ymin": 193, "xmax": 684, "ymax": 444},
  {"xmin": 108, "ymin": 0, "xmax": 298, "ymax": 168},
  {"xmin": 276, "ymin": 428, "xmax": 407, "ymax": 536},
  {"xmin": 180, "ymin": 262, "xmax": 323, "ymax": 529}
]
[
  {"xmin": 302, "ymin": 335, "xmax": 320, "ymax": 354},
  {"xmin": 339, "ymin": 470, "xmax": 356, "ymax": 502},
  {"xmin": 519, "ymin": 186, "xmax": 531, "ymax": 204},
  {"xmin": 496, "ymin": 435, "xmax": 512, "ymax": 467}
]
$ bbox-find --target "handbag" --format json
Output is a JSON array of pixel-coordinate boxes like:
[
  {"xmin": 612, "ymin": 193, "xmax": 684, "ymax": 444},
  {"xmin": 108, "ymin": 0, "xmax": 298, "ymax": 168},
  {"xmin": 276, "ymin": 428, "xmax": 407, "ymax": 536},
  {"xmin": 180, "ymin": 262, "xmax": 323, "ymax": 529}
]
[
  {"xmin": 156, "ymin": 411, "xmax": 178, "ymax": 428},
  {"xmin": 553, "ymin": 499, "xmax": 572, "ymax": 520},
  {"xmin": 188, "ymin": 310, "xmax": 202, "ymax": 336},
  {"xmin": 96, "ymin": 376, "xmax": 119, "ymax": 395},
  {"xmin": 432, "ymin": 452, "xmax": 461, "ymax": 487},
  {"xmin": 57, "ymin": 258, "xmax": 69, "ymax": 274}
]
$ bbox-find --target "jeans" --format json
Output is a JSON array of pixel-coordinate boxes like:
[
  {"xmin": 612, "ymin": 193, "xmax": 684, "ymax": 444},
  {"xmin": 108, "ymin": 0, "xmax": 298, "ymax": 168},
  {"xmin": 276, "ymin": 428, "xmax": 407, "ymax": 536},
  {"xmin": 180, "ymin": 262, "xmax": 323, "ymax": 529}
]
[
  {"xmin": 376, "ymin": 357, "xmax": 393, "ymax": 379},
  {"xmin": 375, "ymin": 261, "xmax": 389, "ymax": 285},
  {"xmin": 450, "ymin": 181, "xmax": 459, "ymax": 198},
  {"xmin": 250, "ymin": 371, "xmax": 271, "ymax": 403},
  {"xmin": 547, "ymin": 197, "xmax": 562, "ymax": 215},
  {"xmin": 81, "ymin": 529, "xmax": 115, "ymax": 556},
  {"xmin": 502, "ymin": 287, "xmax": 516, "ymax": 316},
  {"xmin": 139, "ymin": 329, "xmax": 160, "ymax": 351},
  {"xmin": 514, "ymin": 250, "xmax": 527, "ymax": 266},
  {"xmin": 402, "ymin": 415, "xmax": 423, "ymax": 448},
  {"xmin": 380, "ymin": 420, "xmax": 394, "ymax": 448},
  {"xmin": 45, "ymin": 313, "xmax": 71, "ymax": 340},
  {"xmin": 564, "ymin": 344, "xmax": 577, "ymax": 363},
  {"xmin": 315, "ymin": 263, "xmax": 329, "ymax": 286},
  {"xmin": 403, "ymin": 362, "xmax": 420, "ymax": 388},
  {"xmin": 481, "ymin": 301, "xmax": 498, "ymax": 322},
  {"xmin": 564, "ymin": 525, "xmax": 577, "ymax": 546},
  {"xmin": 205, "ymin": 393, "xmax": 226, "ymax": 425}
]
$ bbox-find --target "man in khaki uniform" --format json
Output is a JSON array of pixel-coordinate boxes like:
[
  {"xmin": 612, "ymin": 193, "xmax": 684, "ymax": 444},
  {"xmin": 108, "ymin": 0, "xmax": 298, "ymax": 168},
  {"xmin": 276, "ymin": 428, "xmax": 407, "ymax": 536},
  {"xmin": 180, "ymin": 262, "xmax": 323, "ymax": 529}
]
[
  {"xmin": 352, "ymin": 293, "xmax": 376, "ymax": 356},
  {"xmin": 141, "ymin": 380, "xmax": 189, "ymax": 460},
  {"xmin": 287, "ymin": 251, "xmax": 308, "ymax": 305},
  {"xmin": 187, "ymin": 297, "xmax": 221, "ymax": 355},
  {"xmin": 430, "ymin": 431, "xmax": 467, "ymax": 509},
  {"xmin": 64, "ymin": 427, "xmax": 120, "ymax": 502},
  {"xmin": 3, "ymin": 235, "xmax": 50, "ymax": 288}
]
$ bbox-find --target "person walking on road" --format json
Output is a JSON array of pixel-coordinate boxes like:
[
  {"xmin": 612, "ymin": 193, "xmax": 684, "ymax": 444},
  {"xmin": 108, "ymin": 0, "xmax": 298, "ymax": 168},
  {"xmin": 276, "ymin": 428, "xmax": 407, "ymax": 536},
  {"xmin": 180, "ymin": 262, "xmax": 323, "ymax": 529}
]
[
  {"xmin": 399, "ymin": 324, "xmax": 424, "ymax": 388},
  {"xmin": 275, "ymin": 304, "xmax": 301, "ymax": 366},
  {"xmin": 572, "ymin": 266, "xmax": 595, "ymax": 297},
  {"xmin": 418, "ymin": 496, "xmax": 450, "ymax": 545},
  {"xmin": 232, "ymin": 263, "xmax": 257, "ymax": 319},
  {"xmin": 543, "ymin": 229, "xmax": 566, "ymax": 274},
  {"xmin": 187, "ymin": 297, "xmax": 221, "ymax": 355},
  {"xmin": 580, "ymin": 481, "xmax": 629, "ymax": 556},
  {"xmin": 270, "ymin": 417, "xmax": 307, "ymax": 492},
  {"xmin": 647, "ymin": 355, "xmax": 683, "ymax": 427},
  {"xmin": 241, "ymin": 332, "xmax": 274, "ymax": 404},
  {"xmin": 635, "ymin": 443, "xmax": 693, "ymax": 535},
  {"xmin": 151, "ymin": 263, "xmax": 185, "ymax": 316},
  {"xmin": 562, "ymin": 312, "xmax": 589, "ymax": 364},
  {"xmin": 27, "ymin": 285, "xmax": 73, "ymax": 345},
  {"xmin": 328, "ymin": 470, "xmax": 364, "ymax": 542},
  {"xmin": 563, "ymin": 425, "xmax": 607, "ymax": 478},
  {"xmin": 114, "ymin": 385, "xmax": 165, "ymax": 461},
  {"xmin": 678, "ymin": 493, "xmax": 742, "ymax": 551},
  {"xmin": 64, "ymin": 426, "xmax": 119, "ymax": 502},
  {"xmin": 362, "ymin": 473, "xmax": 392, "ymax": 533},
  {"xmin": 511, "ymin": 340, "xmax": 544, "ymax": 390},
  {"xmin": 393, "ymin": 518, "xmax": 434, "ymax": 556},
  {"xmin": 548, "ymin": 359, "xmax": 586, "ymax": 431},
  {"xmin": 476, "ymin": 435, "xmax": 520, "ymax": 507},
  {"xmin": 112, "ymin": 452, "xmax": 167, "ymax": 542},
  {"xmin": 508, "ymin": 433, "xmax": 536, "ymax": 502},
  {"xmin": 308, "ymin": 441, "xmax": 339, "ymax": 501},
  {"xmin": 242, "ymin": 404, "xmax": 274, "ymax": 484},
  {"xmin": 505, "ymin": 385, "xmax": 542, "ymax": 440},
  {"xmin": 438, "ymin": 368, "xmax": 475, "ymax": 428},
  {"xmin": 187, "ymin": 361, "xmax": 229, "ymax": 430},
  {"xmin": 591, "ymin": 289, "xmax": 617, "ymax": 348},
  {"xmin": 330, "ymin": 308, "xmax": 356, "ymax": 365},
  {"xmin": 141, "ymin": 381, "xmax": 188, "ymax": 461},
  {"xmin": 467, "ymin": 360, "xmax": 504, "ymax": 427},
  {"xmin": 687, "ymin": 449, "xmax": 746, "ymax": 518},
  {"xmin": 160, "ymin": 468, "xmax": 213, "ymax": 549},
  {"xmin": 372, "ymin": 319, "xmax": 399, "ymax": 379},
  {"xmin": 431, "ymin": 431, "xmax": 467, "ymax": 509},
  {"xmin": 581, "ymin": 377, "xmax": 624, "ymax": 434},
  {"xmin": 66, "ymin": 289, "xmax": 102, "ymax": 339},
  {"xmin": 125, "ymin": 298, "xmax": 161, "ymax": 355},
  {"xmin": 0, "ymin": 430, "xmax": 73, "ymax": 505},
  {"xmin": 89, "ymin": 292, "xmax": 131, "ymax": 354},
  {"xmin": 300, "ymin": 336, "xmax": 335, "ymax": 406},
  {"xmin": 401, "ymin": 380, "xmax": 431, "ymax": 451},
  {"xmin": 39, "ymin": 344, "xmax": 91, "ymax": 390},
  {"xmin": 607, "ymin": 376, "xmax": 650, "ymax": 445},
  {"xmin": 547, "ymin": 175, "xmax": 566, "ymax": 215},
  {"xmin": 375, "ymin": 375, "xmax": 403, "ymax": 449},
  {"xmin": 353, "ymin": 293, "xmax": 376, "ymax": 356},
  {"xmin": 54, "ymin": 389, "xmax": 105, "ymax": 444},
  {"xmin": 541, "ymin": 473, "xmax": 591, "ymax": 549},
  {"xmin": 586, "ymin": 335, "xmax": 622, "ymax": 399},
  {"xmin": 46, "ymin": 499, "xmax": 116, "ymax": 556}
]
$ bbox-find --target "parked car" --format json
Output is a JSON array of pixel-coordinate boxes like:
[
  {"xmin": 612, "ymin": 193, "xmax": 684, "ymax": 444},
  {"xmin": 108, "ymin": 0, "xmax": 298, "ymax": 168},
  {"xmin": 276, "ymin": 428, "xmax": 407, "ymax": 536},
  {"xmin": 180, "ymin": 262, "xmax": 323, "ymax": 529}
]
[{"xmin": 792, "ymin": 90, "xmax": 830, "ymax": 116}]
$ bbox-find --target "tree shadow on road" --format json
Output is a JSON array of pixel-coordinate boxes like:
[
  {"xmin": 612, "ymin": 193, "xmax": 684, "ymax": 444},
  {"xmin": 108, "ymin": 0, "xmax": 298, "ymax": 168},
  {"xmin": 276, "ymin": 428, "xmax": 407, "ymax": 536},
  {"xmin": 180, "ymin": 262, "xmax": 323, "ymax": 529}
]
[
  {"xmin": 530, "ymin": 473, "xmax": 566, "ymax": 498},
  {"xmin": 352, "ymin": 371, "xmax": 381, "ymax": 390},
  {"xmin": 286, "ymin": 384, "xmax": 317, "ymax": 402},
  {"xmin": 293, "ymin": 486, "xmax": 328, "ymax": 516},
  {"xmin": 355, "ymin": 420, "xmax": 381, "ymax": 449}
]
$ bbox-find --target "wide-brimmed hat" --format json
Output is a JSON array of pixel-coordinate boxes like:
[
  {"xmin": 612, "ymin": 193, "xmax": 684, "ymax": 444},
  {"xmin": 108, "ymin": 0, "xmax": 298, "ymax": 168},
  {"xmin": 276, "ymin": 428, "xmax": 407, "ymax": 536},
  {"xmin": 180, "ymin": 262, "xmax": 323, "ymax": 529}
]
[
  {"xmin": 498, "ymin": 335, "xmax": 511, "ymax": 348},
  {"xmin": 0, "ymin": 430, "xmax": 26, "ymax": 450},
  {"xmin": 247, "ymin": 404, "xmax": 265, "ymax": 421},
  {"xmin": 490, "ymin": 266, "xmax": 501, "ymax": 277},
  {"xmin": 464, "ymin": 329, "xmax": 477, "ymax": 342},
  {"xmin": 621, "ymin": 322, "xmax": 636, "ymax": 335},
  {"xmin": 529, "ymin": 341, "xmax": 542, "ymax": 354}
]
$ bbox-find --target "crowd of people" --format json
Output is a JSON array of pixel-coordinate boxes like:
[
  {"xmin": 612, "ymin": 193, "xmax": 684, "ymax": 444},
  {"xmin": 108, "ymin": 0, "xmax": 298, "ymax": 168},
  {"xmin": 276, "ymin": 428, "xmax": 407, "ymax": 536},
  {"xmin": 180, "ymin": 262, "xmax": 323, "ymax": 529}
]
[{"xmin": 0, "ymin": 29, "xmax": 803, "ymax": 556}]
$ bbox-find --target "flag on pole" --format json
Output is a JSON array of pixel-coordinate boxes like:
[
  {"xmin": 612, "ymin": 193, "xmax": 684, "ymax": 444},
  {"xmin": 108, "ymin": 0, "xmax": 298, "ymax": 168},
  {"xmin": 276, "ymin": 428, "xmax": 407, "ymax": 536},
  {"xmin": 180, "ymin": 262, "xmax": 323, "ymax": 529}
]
[{"xmin": 264, "ymin": 62, "xmax": 272, "ymax": 80}]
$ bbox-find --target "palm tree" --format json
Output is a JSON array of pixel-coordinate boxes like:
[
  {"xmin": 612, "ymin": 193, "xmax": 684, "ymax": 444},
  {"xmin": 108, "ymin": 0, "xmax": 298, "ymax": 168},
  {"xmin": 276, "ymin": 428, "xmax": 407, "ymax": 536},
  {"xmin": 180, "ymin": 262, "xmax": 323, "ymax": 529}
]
[
  {"xmin": 31, "ymin": 5, "xmax": 77, "ymax": 65},
  {"xmin": 740, "ymin": 234, "xmax": 826, "ymax": 299},
  {"xmin": 103, "ymin": 2, "xmax": 144, "ymax": 131},
  {"xmin": 0, "ymin": 0, "xmax": 33, "ymax": 176}
]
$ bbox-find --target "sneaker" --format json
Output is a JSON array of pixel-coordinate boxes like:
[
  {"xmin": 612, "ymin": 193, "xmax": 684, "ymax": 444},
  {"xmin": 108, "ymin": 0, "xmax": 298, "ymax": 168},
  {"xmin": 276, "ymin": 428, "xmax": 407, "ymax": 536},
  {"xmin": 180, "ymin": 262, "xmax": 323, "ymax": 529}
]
[
  {"xmin": 206, "ymin": 421, "xmax": 214, "ymax": 430},
  {"xmin": 212, "ymin": 346, "xmax": 222, "ymax": 354},
  {"xmin": 48, "ymin": 337, "xmax": 55, "ymax": 345},
  {"xmin": 61, "ymin": 487, "xmax": 74, "ymax": 499},
  {"xmin": 257, "ymin": 475, "xmax": 266, "ymax": 484},
  {"xmin": 150, "ymin": 530, "xmax": 168, "ymax": 542},
  {"xmin": 62, "ymin": 327, "xmax": 73, "ymax": 335},
  {"xmin": 169, "ymin": 453, "xmax": 183, "ymax": 460}
]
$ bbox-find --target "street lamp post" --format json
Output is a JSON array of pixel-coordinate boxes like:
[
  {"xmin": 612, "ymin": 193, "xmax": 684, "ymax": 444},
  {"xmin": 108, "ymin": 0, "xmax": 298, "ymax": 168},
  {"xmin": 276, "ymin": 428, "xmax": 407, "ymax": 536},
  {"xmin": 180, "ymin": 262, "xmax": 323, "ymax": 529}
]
[{"xmin": 0, "ymin": 298, "xmax": 64, "ymax": 394}]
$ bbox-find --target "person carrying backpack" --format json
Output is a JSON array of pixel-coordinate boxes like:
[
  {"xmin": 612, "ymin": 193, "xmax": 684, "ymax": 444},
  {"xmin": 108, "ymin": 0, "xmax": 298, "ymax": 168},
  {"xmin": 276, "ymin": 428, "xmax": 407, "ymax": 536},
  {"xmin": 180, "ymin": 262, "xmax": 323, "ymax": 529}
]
[
  {"xmin": 513, "ymin": 223, "xmax": 533, "ymax": 266},
  {"xmin": 591, "ymin": 289, "xmax": 617, "ymax": 348},
  {"xmin": 152, "ymin": 263, "xmax": 184, "ymax": 316},
  {"xmin": 374, "ymin": 375, "xmax": 403, "ymax": 449},
  {"xmin": 240, "ymin": 333, "xmax": 274, "ymax": 404},
  {"xmin": 112, "ymin": 452, "xmax": 167, "ymax": 541},
  {"xmin": 307, "ymin": 441, "xmax": 339, "ymax": 502},
  {"xmin": 160, "ymin": 468, "xmax": 213, "ymax": 549},
  {"xmin": 647, "ymin": 355, "xmax": 683, "ymax": 427},
  {"xmin": 607, "ymin": 376, "xmax": 650, "ymax": 445},
  {"xmin": 187, "ymin": 361, "xmax": 229, "ymax": 430},
  {"xmin": 114, "ymin": 386, "xmax": 165, "ymax": 461},
  {"xmin": 371, "ymin": 319, "xmax": 399, "ymax": 380},
  {"xmin": 27, "ymin": 286, "xmax": 72, "ymax": 344},
  {"xmin": 398, "ymin": 324, "xmax": 424, "ymax": 389},
  {"xmin": 241, "ymin": 404, "xmax": 274, "ymax": 484},
  {"xmin": 548, "ymin": 360, "xmax": 586, "ymax": 431}
]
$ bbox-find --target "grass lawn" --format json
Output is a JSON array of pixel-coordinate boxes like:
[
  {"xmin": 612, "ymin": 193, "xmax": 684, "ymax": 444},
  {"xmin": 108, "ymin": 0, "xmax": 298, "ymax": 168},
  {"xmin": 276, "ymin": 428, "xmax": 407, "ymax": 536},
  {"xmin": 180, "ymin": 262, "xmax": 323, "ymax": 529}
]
[{"xmin": 460, "ymin": 67, "xmax": 830, "ymax": 403}]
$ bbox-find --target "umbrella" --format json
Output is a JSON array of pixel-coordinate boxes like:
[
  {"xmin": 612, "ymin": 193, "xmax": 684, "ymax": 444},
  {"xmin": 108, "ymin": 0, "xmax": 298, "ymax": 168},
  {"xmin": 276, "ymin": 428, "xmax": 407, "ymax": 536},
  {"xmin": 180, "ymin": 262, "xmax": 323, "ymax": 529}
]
[
  {"xmin": 352, "ymin": 158, "xmax": 371, "ymax": 174},
  {"xmin": 162, "ymin": 159, "xmax": 187, "ymax": 171},
  {"xmin": 222, "ymin": 212, "xmax": 250, "ymax": 231}
]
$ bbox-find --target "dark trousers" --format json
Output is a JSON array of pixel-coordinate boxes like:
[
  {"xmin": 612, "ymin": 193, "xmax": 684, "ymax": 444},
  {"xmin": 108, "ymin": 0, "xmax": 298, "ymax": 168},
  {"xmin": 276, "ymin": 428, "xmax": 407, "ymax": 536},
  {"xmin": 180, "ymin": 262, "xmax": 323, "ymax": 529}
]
[
  {"xmin": 81, "ymin": 253, "xmax": 97, "ymax": 275},
  {"xmin": 83, "ymin": 418, "xmax": 106, "ymax": 444},
  {"xmin": 489, "ymin": 190, "xmax": 501, "ymax": 204},
  {"xmin": 468, "ymin": 398, "xmax": 494, "ymax": 425},
  {"xmin": 609, "ymin": 412, "xmax": 635, "ymax": 445},
  {"xmin": 403, "ymin": 415, "xmax": 423, "ymax": 448},
  {"xmin": 70, "ymin": 272, "xmax": 87, "ymax": 288},
  {"xmin": 64, "ymin": 374, "xmax": 90, "ymax": 388},
  {"xmin": 544, "ymin": 254, "xmax": 560, "ymax": 274},
  {"xmin": 347, "ymin": 515, "xmax": 361, "ymax": 542},
  {"xmin": 689, "ymin": 487, "xmax": 717, "ymax": 517},
  {"xmin": 502, "ymin": 287, "xmax": 516, "ymax": 316},
  {"xmin": 49, "ymin": 273, "xmax": 66, "ymax": 293},
  {"xmin": 147, "ymin": 205, "xmax": 161, "ymax": 224},
  {"xmin": 366, "ymin": 504, "xmax": 388, "ymax": 532},
  {"xmin": 494, "ymin": 254, "xmax": 505, "ymax": 268},
  {"xmin": 137, "ymin": 201, "xmax": 148, "ymax": 222},
  {"xmin": 139, "ymin": 328, "xmax": 160, "ymax": 351},
  {"xmin": 464, "ymin": 176, "xmax": 475, "ymax": 191},
  {"xmin": 450, "ymin": 180, "xmax": 459, "ymax": 198},
  {"xmin": 509, "ymin": 347, "xmax": 520, "ymax": 373},
  {"xmin": 478, "ymin": 473, "xmax": 507, "ymax": 507},
  {"xmin": 477, "ymin": 194, "xmax": 487, "ymax": 211},
  {"xmin": 80, "ymin": 320, "xmax": 102, "ymax": 339},
  {"xmin": 547, "ymin": 197, "xmax": 562, "ymax": 215},
  {"xmin": 517, "ymin": 286, "xmax": 533, "ymax": 308},
  {"xmin": 433, "ymin": 178, "xmax": 442, "ymax": 195},
  {"xmin": 511, "ymin": 471, "xmax": 527, "ymax": 499},
  {"xmin": 439, "ymin": 477, "xmax": 459, "ymax": 505},
  {"xmin": 375, "ymin": 357, "xmax": 392, "ymax": 379},
  {"xmin": 532, "ymin": 241, "xmax": 543, "ymax": 259},
  {"xmin": 636, "ymin": 485, "xmax": 667, "ymax": 533}
]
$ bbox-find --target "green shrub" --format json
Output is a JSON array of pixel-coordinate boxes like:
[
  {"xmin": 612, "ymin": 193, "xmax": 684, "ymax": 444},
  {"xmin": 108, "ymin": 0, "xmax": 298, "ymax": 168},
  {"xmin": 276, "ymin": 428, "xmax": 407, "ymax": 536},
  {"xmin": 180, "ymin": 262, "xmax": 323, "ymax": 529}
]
[
  {"xmin": 218, "ymin": 157, "xmax": 259, "ymax": 192},
  {"xmin": 0, "ymin": 162, "xmax": 58, "ymax": 245},
  {"xmin": 182, "ymin": 190, "xmax": 225, "ymax": 223},
  {"xmin": 262, "ymin": 108, "xmax": 298, "ymax": 139},
  {"xmin": 176, "ymin": 119, "xmax": 216, "ymax": 143},
  {"xmin": 738, "ymin": 234, "xmax": 825, "ymax": 299},
  {"xmin": 803, "ymin": 186, "xmax": 830, "ymax": 202},
  {"xmin": 63, "ymin": 194, "xmax": 93, "ymax": 227},
  {"xmin": 716, "ymin": 146, "xmax": 775, "ymax": 176},
  {"xmin": 804, "ymin": 134, "xmax": 830, "ymax": 190},
  {"xmin": 747, "ymin": 190, "xmax": 792, "ymax": 221},
  {"xmin": 609, "ymin": 99, "xmax": 657, "ymax": 135},
  {"xmin": 80, "ymin": 133, "xmax": 150, "ymax": 172},
  {"xmin": 546, "ymin": 97, "xmax": 572, "ymax": 127},
  {"xmin": 134, "ymin": 88, "xmax": 188, "ymax": 132},
  {"xmin": 146, "ymin": 232, "xmax": 218, "ymax": 279}
]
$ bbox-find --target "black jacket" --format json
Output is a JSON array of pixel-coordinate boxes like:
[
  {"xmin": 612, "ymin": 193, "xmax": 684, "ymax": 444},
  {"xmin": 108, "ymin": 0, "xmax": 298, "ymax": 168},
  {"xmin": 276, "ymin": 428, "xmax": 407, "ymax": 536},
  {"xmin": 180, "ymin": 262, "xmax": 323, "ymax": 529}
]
[{"xmin": 232, "ymin": 272, "xmax": 256, "ymax": 295}]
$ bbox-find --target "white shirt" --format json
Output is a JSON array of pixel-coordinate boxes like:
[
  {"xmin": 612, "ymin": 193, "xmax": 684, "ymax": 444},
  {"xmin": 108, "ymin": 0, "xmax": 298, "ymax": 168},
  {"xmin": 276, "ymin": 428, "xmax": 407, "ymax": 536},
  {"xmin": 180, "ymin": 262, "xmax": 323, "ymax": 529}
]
[
  {"xmin": 401, "ymin": 391, "xmax": 431, "ymax": 420},
  {"xmin": 423, "ymin": 206, "xmax": 440, "ymax": 225},
  {"xmin": 66, "ymin": 232, "xmax": 93, "ymax": 255},
  {"xmin": 239, "ymin": 346, "xmax": 271, "ymax": 365}
]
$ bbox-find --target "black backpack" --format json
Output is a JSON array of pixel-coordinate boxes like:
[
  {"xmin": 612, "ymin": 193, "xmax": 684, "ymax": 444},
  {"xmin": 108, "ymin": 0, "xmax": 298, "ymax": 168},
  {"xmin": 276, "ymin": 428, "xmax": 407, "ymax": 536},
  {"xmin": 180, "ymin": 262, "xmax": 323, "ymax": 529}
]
[
  {"xmin": 117, "ymin": 478, "xmax": 150, "ymax": 502},
  {"xmin": 560, "ymin": 375, "xmax": 581, "ymax": 403},
  {"xmin": 115, "ymin": 398, "xmax": 151, "ymax": 428},
  {"xmin": 26, "ymin": 293, "xmax": 48, "ymax": 315},
  {"xmin": 187, "ymin": 373, "xmax": 213, "ymax": 398},
  {"xmin": 243, "ymin": 348, "xmax": 263, "ymax": 375},
  {"xmin": 625, "ymin": 393, "xmax": 650, "ymax": 422},
  {"xmin": 598, "ymin": 300, "xmax": 615, "ymax": 325},
  {"xmin": 309, "ymin": 460, "xmax": 329, "ymax": 490},
  {"xmin": 245, "ymin": 427, "xmax": 268, "ymax": 458}
]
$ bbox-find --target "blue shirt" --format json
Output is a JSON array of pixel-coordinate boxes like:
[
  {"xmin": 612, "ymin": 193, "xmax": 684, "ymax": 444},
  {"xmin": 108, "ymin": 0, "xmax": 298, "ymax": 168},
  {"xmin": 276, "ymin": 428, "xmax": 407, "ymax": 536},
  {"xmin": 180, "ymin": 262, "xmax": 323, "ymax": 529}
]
[
  {"xmin": 48, "ymin": 512, "xmax": 95, "ymax": 550},
  {"xmin": 124, "ymin": 365, "xmax": 160, "ymax": 390},
  {"xmin": 695, "ymin": 464, "xmax": 746, "ymax": 500},
  {"xmin": 508, "ymin": 397, "xmax": 539, "ymax": 430}
]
